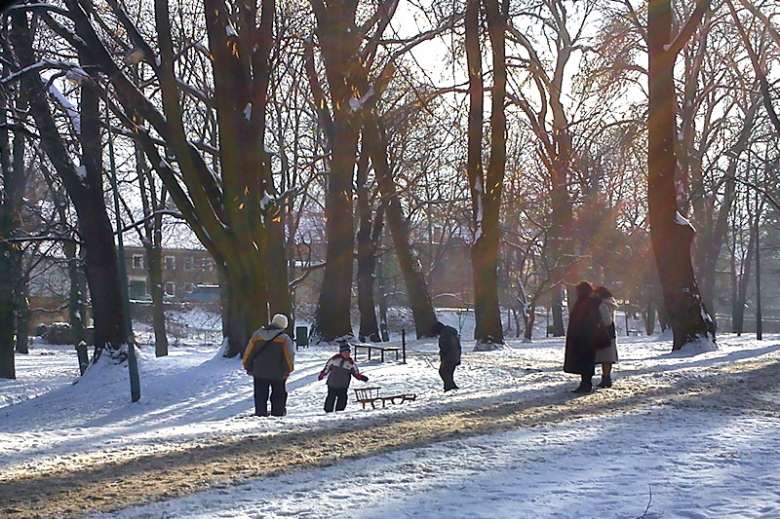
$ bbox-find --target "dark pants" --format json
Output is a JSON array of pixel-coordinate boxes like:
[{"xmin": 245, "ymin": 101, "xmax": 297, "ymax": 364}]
[
  {"xmin": 439, "ymin": 361, "xmax": 459, "ymax": 391},
  {"xmin": 581, "ymin": 363, "xmax": 595, "ymax": 380},
  {"xmin": 324, "ymin": 386, "xmax": 349, "ymax": 412},
  {"xmin": 254, "ymin": 377, "xmax": 287, "ymax": 416}
]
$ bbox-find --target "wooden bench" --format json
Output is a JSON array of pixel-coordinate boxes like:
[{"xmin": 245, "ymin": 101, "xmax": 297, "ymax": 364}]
[
  {"xmin": 353, "ymin": 386, "xmax": 417, "ymax": 410},
  {"xmin": 352, "ymin": 343, "xmax": 400, "ymax": 362},
  {"xmin": 627, "ymin": 329, "xmax": 641, "ymax": 336}
]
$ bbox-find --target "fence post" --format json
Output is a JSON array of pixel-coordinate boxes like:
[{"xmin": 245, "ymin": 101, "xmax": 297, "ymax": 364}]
[{"xmin": 75, "ymin": 341, "xmax": 89, "ymax": 376}]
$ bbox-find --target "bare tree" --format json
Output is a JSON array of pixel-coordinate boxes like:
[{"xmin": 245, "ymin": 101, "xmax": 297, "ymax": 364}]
[
  {"xmin": 464, "ymin": 0, "xmax": 506, "ymax": 345},
  {"xmin": 0, "ymin": 64, "xmax": 25, "ymax": 378},
  {"xmin": 647, "ymin": 0, "xmax": 716, "ymax": 350},
  {"xmin": 6, "ymin": 8, "xmax": 131, "ymax": 360}
]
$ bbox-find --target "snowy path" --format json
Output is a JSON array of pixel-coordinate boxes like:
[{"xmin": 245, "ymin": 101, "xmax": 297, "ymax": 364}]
[{"xmin": 2, "ymin": 353, "xmax": 779, "ymax": 519}]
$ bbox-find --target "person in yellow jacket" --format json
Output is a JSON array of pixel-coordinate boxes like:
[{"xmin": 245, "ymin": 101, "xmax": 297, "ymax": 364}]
[{"xmin": 243, "ymin": 314, "xmax": 295, "ymax": 416}]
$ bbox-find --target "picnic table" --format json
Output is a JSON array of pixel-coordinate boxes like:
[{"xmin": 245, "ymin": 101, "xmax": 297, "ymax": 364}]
[
  {"xmin": 353, "ymin": 386, "xmax": 417, "ymax": 410},
  {"xmin": 352, "ymin": 343, "xmax": 400, "ymax": 362}
]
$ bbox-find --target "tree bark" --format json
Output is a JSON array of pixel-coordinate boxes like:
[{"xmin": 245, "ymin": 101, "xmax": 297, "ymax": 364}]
[
  {"xmin": 138, "ymin": 155, "xmax": 169, "ymax": 356},
  {"xmin": 356, "ymin": 147, "xmax": 381, "ymax": 342},
  {"xmin": 0, "ymin": 125, "xmax": 17, "ymax": 376},
  {"xmin": 0, "ymin": 79, "xmax": 25, "ymax": 374},
  {"xmin": 465, "ymin": 0, "xmax": 505, "ymax": 345},
  {"xmin": 309, "ymin": 0, "xmax": 364, "ymax": 343},
  {"xmin": 647, "ymin": 0, "xmax": 716, "ymax": 350}
]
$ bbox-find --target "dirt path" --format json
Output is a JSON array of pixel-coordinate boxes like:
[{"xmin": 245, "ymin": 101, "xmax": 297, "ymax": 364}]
[{"xmin": 2, "ymin": 357, "xmax": 779, "ymax": 519}]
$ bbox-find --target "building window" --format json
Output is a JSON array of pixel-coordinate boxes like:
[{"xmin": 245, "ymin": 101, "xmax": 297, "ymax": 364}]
[
  {"xmin": 132, "ymin": 255, "xmax": 144, "ymax": 270},
  {"xmin": 183, "ymin": 282, "xmax": 193, "ymax": 295},
  {"xmin": 165, "ymin": 256, "xmax": 176, "ymax": 270},
  {"xmin": 128, "ymin": 280, "xmax": 146, "ymax": 299},
  {"xmin": 164, "ymin": 282, "xmax": 176, "ymax": 296},
  {"xmin": 184, "ymin": 256, "xmax": 194, "ymax": 270}
]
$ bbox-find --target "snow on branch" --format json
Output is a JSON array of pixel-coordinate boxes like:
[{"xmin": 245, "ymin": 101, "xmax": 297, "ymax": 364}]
[
  {"xmin": 1, "ymin": 59, "xmax": 80, "ymax": 86},
  {"xmin": 46, "ymin": 80, "xmax": 81, "ymax": 135},
  {"xmin": 349, "ymin": 85, "xmax": 376, "ymax": 112},
  {"xmin": 674, "ymin": 211, "xmax": 695, "ymax": 232}
]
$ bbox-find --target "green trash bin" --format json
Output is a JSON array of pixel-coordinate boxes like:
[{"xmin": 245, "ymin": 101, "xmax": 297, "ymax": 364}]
[{"xmin": 295, "ymin": 326, "xmax": 308, "ymax": 350}]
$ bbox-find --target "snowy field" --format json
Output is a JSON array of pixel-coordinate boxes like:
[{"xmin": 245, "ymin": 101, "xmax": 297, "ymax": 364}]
[{"xmin": 1, "ymin": 317, "xmax": 780, "ymax": 519}]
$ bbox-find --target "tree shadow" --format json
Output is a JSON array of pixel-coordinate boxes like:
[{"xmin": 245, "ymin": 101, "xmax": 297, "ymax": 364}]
[{"xmin": 3, "ymin": 359, "xmax": 778, "ymax": 519}]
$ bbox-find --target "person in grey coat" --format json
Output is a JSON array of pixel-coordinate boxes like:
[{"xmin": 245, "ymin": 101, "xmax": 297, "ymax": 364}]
[
  {"xmin": 594, "ymin": 285, "xmax": 619, "ymax": 388},
  {"xmin": 242, "ymin": 314, "xmax": 295, "ymax": 416},
  {"xmin": 432, "ymin": 321, "xmax": 462, "ymax": 392}
]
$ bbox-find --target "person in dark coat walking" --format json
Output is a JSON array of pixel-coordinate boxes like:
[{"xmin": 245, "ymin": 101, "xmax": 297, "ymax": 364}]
[
  {"xmin": 563, "ymin": 281, "xmax": 603, "ymax": 393},
  {"xmin": 318, "ymin": 342, "xmax": 369, "ymax": 412},
  {"xmin": 243, "ymin": 314, "xmax": 295, "ymax": 416},
  {"xmin": 432, "ymin": 321, "xmax": 462, "ymax": 392}
]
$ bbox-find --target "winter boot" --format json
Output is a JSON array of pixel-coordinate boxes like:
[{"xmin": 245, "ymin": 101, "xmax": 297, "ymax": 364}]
[
  {"xmin": 598, "ymin": 376, "xmax": 613, "ymax": 388},
  {"xmin": 571, "ymin": 379, "xmax": 593, "ymax": 393}
]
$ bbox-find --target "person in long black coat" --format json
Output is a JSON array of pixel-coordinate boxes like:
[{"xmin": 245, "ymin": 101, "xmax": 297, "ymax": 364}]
[
  {"xmin": 432, "ymin": 321, "xmax": 462, "ymax": 392},
  {"xmin": 563, "ymin": 281, "xmax": 603, "ymax": 393}
]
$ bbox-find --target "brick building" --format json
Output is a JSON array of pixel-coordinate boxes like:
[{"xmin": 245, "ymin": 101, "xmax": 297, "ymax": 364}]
[{"xmin": 124, "ymin": 246, "xmax": 219, "ymax": 300}]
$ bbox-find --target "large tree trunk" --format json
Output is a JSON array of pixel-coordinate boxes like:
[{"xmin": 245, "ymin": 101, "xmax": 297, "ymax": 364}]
[
  {"xmin": 365, "ymin": 115, "xmax": 438, "ymax": 338},
  {"xmin": 204, "ymin": 0, "xmax": 282, "ymax": 355},
  {"xmin": 356, "ymin": 148, "xmax": 382, "ymax": 342},
  {"xmin": 0, "ymin": 134, "xmax": 17, "ymax": 376},
  {"xmin": 10, "ymin": 110, "xmax": 29, "ymax": 355},
  {"xmin": 311, "ymin": 120, "xmax": 357, "ymax": 343},
  {"xmin": 224, "ymin": 264, "xmax": 269, "ymax": 355},
  {"xmin": 465, "ymin": 0, "xmax": 505, "ymax": 345},
  {"xmin": 0, "ymin": 83, "xmax": 26, "ymax": 373},
  {"xmin": 0, "ymin": 256, "xmax": 14, "ymax": 379},
  {"xmin": 309, "ymin": 1, "xmax": 366, "ymax": 343},
  {"xmin": 647, "ymin": 0, "xmax": 715, "ymax": 351},
  {"xmin": 478, "ymin": 0, "xmax": 506, "ymax": 344}
]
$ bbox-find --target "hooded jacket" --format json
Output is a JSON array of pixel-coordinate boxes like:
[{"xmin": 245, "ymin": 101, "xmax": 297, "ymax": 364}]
[
  {"xmin": 243, "ymin": 324, "xmax": 295, "ymax": 380},
  {"xmin": 320, "ymin": 354, "xmax": 363, "ymax": 388},
  {"xmin": 439, "ymin": 325, "xmax": 462, "ymax": 364}
]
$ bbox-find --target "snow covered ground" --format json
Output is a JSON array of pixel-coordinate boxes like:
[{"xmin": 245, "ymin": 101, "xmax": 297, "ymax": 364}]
[{"xmin": 2, "ymin": 321, "xmax": 780, "ymax": 519}]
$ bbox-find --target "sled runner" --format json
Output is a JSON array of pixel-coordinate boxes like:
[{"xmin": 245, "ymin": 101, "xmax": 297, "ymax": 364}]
[{"xmin": 353, "ymin": 386, "xmax": 417, "ymax": 409}]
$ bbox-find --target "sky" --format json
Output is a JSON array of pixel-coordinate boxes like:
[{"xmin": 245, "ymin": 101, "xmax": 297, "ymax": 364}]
[{"xmin": 1, "ymin": 310, "xmax": 779, "ymax": 519}]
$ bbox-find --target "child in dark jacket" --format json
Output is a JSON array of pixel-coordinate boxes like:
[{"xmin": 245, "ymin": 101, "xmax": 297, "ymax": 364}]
[{"xmin": 318, "ymin": 342, "xmax": 369, "ymax": 412}]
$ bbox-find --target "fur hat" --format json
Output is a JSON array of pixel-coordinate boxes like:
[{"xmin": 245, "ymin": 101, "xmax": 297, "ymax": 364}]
[
  {"xmin": 338, "ymin": 342, "xmax": 351, "ymax": 353},
  {"xmin": 270, "ymin": 313, "xmax": 288, "ymax": 330}
]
